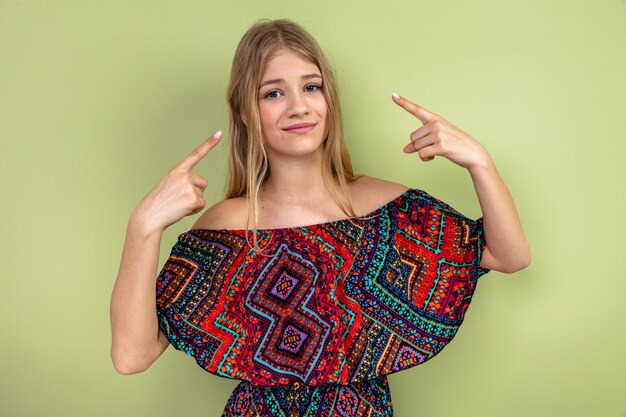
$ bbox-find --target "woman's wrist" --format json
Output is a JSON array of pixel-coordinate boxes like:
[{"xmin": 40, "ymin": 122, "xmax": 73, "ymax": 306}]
[
  {"xmin": 128, "ymin": 210, "xmax": 164, "ymax": 240},
  {"xmin": 466, "ymin": 149, "xmax": 496, "ymax": 177}
]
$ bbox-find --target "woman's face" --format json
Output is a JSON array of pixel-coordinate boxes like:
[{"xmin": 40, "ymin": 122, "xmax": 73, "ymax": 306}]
[{"xmin": 257, "ymin": 48, "xmax": 328, "ymax": 161}]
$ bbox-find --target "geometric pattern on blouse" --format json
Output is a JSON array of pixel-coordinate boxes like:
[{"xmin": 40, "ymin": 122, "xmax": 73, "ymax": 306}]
[
  {"xmin": 222, "ymin": 375, "xmax": 393, "ymax": 416},
  {"xmin": 155, "ymin": 188, "xmax": 490, "ymax": 415}
]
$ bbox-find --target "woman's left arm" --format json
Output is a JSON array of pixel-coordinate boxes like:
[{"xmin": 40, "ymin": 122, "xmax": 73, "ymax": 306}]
[{"xmin": 392, "ymin": 93, "xmax": 531, "ymax": 273}]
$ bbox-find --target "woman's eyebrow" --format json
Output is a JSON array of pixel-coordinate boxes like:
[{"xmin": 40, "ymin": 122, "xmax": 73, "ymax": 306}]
[{"xmin": 259, "ymin": 73, "xmax": 322, "ymax": 88}]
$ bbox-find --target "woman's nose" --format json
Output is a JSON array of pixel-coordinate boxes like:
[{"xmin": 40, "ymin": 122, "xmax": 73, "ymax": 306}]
[{"xmin": 285, "ymin": 91, "xmax": 309, "ymax": 117}]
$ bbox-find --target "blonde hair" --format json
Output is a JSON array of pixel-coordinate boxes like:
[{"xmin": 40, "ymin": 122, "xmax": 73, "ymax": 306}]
[{"xmin": 225, "ymin": 18, "xmax": 363, "ymax": 253}]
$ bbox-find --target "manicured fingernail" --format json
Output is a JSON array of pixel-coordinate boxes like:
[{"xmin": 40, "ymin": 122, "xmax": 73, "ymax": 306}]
[
  {"xmin": 214, "ymin": 130, "xmax": 223, "ymax": 139},
  {"xmin": 392, "ymin": 92, "xmax": 400, "ymax": 100}
]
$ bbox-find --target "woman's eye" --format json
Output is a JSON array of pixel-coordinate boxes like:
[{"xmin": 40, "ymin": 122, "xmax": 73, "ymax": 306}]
[
  {"xmin": 264, "ymin": 90, "xmax": 282, "ymax": 99},
  {"xmin": 305, "ymin": 84, "xmax": 321, "ymax": 92}
]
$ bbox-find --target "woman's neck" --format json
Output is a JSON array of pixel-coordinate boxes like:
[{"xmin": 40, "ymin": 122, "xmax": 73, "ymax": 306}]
[{"xmin": 260, "ymin": 154, "xmax": 330, "ymax": 205}]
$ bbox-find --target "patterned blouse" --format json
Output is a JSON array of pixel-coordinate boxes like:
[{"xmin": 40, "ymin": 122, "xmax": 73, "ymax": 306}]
[{"xmin": 155, "ymin": 188, "xmax": 490, "ymax": 416}]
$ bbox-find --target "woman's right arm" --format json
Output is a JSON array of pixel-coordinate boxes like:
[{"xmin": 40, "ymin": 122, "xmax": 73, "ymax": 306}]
[
  {"xmin": 109, "ymin": 131, "xmax": 222, "ymax": 375},
  {"xmin": 109, "ymin": 214, "xmax": 170, "ymax": 375}
]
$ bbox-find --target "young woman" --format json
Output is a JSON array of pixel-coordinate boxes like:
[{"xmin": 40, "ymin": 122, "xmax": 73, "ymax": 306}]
[{"xmin": 110, "ymin": 18, "xmax": 530, "ymax": 416}]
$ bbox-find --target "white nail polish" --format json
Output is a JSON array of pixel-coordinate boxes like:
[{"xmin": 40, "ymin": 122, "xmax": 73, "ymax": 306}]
[{"xmin": 392, "ymin": 93, "xmax": 400, "ymax": 100}]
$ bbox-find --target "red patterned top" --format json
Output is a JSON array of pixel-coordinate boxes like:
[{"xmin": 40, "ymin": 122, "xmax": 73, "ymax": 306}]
[{"xmin": 155, "ymin": 188, "xmax": 489, "ymax": 388}]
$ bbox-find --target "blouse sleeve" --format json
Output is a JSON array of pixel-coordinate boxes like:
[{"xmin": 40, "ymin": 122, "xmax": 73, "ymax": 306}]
[
  {"xmin": 394, "ymin": 188, "xmax": 490, "ymax": 279},
  {"xmin": 154, "ymin": 231, "xmax": 232, "ymax": 373},
  {"xmin": 390, "ymin": 188, "xmax": 490, "ymax": 322}
]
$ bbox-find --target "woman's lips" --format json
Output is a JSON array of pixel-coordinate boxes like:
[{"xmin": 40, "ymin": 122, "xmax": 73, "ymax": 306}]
[{"xmin": 283, "ymin": 124, "xmax": 316, "ymax": 134}]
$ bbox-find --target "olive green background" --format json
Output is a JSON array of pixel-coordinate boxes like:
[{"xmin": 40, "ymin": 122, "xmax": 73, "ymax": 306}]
[{"xmin": 1, "ymin": 1, "xmax": 624, "ymax": 416}]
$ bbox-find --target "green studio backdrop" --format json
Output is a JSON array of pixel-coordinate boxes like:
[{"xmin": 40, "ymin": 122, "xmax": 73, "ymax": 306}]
[{"xmin": 1, "ymin": 1, "xmax": 624, "ymax": 416}]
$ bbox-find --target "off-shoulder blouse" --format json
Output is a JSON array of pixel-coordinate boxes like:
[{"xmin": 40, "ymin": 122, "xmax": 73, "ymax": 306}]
[{"xmin": 155, "ymin": 187, "xmax": 490, "ymax": 416}]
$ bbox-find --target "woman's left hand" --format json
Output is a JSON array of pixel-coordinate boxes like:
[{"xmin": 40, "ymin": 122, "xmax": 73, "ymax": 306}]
[{"xmin": 392, "ymin": 93, "xmax": 490, "ymax": 170}]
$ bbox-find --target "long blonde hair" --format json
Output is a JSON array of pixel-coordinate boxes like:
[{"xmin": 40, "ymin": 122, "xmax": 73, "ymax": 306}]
[{"xmin": 225, "ymin": 18, "xmax": 363, "ymax": 253}]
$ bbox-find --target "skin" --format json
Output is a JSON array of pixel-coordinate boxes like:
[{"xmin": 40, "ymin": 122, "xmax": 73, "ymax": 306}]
[
  {"xmin": 257, "ymin": 49, "xmax": 328, "ymax": 165},
  {"xmin": 253, "ymin": 48, "xmax": 342, "ymax": 223}
]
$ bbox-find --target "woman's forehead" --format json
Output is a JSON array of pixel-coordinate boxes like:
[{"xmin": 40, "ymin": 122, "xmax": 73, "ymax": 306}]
[{"xmin": 261, "ymin": 49, "xmax": 320, "ymax": 77}]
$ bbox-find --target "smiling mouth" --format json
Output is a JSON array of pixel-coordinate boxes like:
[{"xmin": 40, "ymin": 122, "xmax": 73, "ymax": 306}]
[{"xmin": 283, "ymin": 123, "xmax": 316, "ymax": 134}]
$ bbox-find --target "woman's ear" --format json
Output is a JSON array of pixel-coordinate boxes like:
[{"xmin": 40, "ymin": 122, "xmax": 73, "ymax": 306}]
[{"xmin": 241, "ymin": 115, "xmax": 247, "ymax": 126}]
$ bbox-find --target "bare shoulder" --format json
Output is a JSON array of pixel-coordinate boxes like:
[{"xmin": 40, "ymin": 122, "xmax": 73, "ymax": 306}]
[
  {"xmin": 349, "ymin": 175, "xmax": 410, "ymax": 214},
  {"xmin": 191, "ymin": 197, "xmax": 247, "ymax": 230}
]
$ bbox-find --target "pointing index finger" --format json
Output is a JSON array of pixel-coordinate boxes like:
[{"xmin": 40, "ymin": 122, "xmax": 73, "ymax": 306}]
[
  {"xmin": 392, "ymin": 93, "xmax": 438, "ymax": 124},
  {"xmin": 178, "ymin": 130, "xmax": 222, "ymax": 171}
]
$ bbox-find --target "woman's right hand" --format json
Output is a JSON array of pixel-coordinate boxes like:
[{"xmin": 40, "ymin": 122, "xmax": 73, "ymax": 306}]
[{"xmin": 130, "ymin": 130, "xmax": 223, "ymax": 235}]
